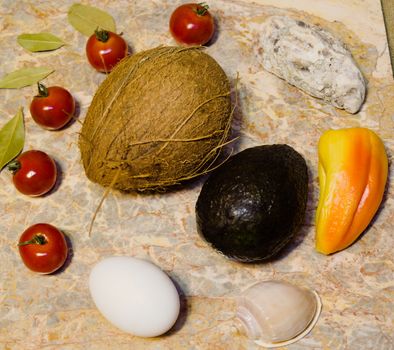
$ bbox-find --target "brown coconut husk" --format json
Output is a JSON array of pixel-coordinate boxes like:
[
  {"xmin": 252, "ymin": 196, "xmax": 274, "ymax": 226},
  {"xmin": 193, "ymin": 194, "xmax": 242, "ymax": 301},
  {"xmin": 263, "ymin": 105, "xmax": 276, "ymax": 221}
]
[{"xmin": 79, "ymin": 46, "xmax": 233, "ymax": 191}]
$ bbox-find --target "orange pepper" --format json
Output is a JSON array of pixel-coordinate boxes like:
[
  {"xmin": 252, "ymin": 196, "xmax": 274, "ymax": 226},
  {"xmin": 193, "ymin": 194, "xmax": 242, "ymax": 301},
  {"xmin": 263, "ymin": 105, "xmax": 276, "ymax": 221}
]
[{"xmin": 315, "ymin": 127, "xmax": 388, "ymax": 254}]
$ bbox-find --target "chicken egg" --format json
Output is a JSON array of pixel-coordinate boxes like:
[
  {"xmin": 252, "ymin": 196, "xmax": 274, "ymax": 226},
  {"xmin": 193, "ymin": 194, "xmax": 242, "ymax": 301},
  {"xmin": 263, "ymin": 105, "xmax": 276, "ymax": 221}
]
[{"xmin": 89, "ymin": 256, "xmax": 180, "ymax": 337}]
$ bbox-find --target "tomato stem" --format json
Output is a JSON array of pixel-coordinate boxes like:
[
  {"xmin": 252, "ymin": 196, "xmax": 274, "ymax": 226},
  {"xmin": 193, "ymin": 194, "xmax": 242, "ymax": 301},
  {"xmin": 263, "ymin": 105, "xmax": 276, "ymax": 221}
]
[
  {"xmin": 37, "ymin": 82, "xmax": 49, "ymax": 98},
  {"xmin": 95, "ymin": 28, "xmax": 109, "ymax": 42},
  {"xmin": 196, "ymin": 2, "xmax": 209, "ymax": 16},
  {"xmin": 18, "ymin": 234, "xmax": 47, "ymax": 246},
  {"xmin": 7, "ymin": 159, "xmax": 21, "ymax": 174}
]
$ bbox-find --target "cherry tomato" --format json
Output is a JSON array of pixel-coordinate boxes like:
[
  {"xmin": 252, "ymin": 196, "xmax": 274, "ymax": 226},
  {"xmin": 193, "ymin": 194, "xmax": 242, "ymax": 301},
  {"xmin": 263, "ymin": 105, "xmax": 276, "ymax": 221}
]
[
  {"xmin": 169, "ymin": 2, "xmax": 215, "ymax": 46},
  {"xmin": 30, "ymin": 83, "xmax": 75, "ymax": 130},
  {"xmin": 86, "ymin": 29, "xmax": 128, "ymax": 73},
  {"xmin": 8, "ymin": 150, "xmax": 57, "ymax": 197},
  {"xmin": 18, "ymin": 223, "xmax": 68, "ymax": 274}
]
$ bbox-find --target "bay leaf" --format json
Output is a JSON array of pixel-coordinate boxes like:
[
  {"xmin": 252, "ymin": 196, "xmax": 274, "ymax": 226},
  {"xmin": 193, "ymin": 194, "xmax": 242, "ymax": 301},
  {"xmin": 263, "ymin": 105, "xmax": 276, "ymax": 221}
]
[
  {"xmin": 0, "ymin": 67, "xmax": 54, "ymax": 89},
  {"xmin": 68, "ymin": 3, "xmax": 116, "ymax": 36},
  {"xmin": 17, "ymin": 33, "xmax": 65, "ymax": 52},
  {"xmin": 0, "ymin": 107, "xmax": 24, "ymax": 171}
]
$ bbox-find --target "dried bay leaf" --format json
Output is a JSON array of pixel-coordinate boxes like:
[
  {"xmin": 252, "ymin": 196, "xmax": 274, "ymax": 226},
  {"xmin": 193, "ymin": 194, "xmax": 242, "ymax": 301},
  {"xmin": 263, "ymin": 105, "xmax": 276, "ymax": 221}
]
[
  {"xmin": 17, "ymin": 33, "xmax": 65, "ymax": 52},
  {"xmin": 68, "ymin": 3, "xmax": 116, "ymax": 36},
  {"xmin": 0, "ymin": 107, "xmax": 24, "ymax": 171},
  {"xmin": 0, "ymin": 67, "xmax": 54, "ymax": 89}
]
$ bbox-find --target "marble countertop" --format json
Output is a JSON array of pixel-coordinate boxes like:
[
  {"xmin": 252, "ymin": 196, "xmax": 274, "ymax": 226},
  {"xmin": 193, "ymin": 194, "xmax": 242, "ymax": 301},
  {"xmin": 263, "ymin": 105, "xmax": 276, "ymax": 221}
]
[{"xmin": 0, "ymin": 1, "xmax": 393, "ymax": 349}]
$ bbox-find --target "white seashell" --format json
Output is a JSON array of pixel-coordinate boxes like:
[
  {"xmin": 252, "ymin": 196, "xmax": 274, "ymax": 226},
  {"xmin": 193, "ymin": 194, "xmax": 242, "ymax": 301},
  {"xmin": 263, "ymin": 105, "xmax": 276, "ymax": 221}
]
[
  {"xmin": 260, "ymin": 16, "xmax": 366, "ymax": 114},
  {"xmin": 235, "ymin": 280, "xmax": 322, "ymax": 348}
]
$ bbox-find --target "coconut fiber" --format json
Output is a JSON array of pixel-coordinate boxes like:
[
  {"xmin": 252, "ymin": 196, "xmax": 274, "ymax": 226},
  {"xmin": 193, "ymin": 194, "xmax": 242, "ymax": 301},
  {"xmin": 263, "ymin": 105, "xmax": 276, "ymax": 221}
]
[{"xmin": 79, "ymin": 46, "xmax": 232, "ymax": 191}]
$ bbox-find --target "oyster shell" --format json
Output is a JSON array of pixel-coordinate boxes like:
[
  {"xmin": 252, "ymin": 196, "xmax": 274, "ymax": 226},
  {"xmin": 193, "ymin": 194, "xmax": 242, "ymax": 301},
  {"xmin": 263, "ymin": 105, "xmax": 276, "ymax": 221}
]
[{"xmin": 260, "ymin": 16, "xmax": 366, "ymax": 114}]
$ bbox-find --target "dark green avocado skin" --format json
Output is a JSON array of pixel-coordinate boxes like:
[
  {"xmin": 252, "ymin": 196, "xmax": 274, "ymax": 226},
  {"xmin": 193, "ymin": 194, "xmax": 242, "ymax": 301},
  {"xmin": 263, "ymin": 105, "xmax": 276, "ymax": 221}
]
[{"xmin": 195, "ymin": 145, "xmax": 308, "ymax": 262}]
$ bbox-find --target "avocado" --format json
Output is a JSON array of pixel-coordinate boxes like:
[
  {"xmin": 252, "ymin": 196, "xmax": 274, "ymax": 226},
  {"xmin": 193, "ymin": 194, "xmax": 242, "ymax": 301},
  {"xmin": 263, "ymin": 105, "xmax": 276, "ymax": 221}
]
[{"xmin": 195, "ymin": 144, "xmax": 308, "ymax": 262}]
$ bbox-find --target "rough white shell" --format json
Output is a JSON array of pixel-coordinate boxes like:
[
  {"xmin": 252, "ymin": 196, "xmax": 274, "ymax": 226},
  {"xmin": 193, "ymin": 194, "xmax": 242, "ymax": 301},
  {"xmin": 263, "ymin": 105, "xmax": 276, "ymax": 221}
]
[
  {"xmin": 236, "ymin": 280, "xmax": 322, "ymax": 348},
  {"xmin": 260, "ymin": 16, "xmax": 366, "ymax": 113}
]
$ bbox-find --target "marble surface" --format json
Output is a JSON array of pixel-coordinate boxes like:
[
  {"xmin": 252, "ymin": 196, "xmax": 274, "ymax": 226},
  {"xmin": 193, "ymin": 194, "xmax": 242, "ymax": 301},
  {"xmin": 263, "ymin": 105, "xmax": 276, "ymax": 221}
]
[{"xmin": 0, "ymin": 0, "xmax": 393, "ymax": 349}]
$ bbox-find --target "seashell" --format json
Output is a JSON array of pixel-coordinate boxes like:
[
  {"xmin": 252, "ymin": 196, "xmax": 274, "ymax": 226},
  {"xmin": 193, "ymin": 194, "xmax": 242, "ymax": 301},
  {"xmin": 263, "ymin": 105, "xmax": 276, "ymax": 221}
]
[
  {"xmin": 235, "ymin": 280, "xmax": 322, "ymax": 348},
  {"xmin": 260, "ymin": 16, "xmax": 366, "ymax": 114}
]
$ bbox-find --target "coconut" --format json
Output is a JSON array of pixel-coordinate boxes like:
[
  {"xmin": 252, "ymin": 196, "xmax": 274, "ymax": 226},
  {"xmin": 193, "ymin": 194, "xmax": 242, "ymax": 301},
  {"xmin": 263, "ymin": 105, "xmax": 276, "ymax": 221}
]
[{"xmin": 79, "ymin": 46, "xmax": 233, "ymax": 191}]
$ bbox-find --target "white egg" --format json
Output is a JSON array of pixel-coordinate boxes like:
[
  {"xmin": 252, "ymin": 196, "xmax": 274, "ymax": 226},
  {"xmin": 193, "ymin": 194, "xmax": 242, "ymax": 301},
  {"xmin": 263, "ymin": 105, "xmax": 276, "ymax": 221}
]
[{"xmin": 89, "ymin": 256, "xmax": 180, "ymax": 337}]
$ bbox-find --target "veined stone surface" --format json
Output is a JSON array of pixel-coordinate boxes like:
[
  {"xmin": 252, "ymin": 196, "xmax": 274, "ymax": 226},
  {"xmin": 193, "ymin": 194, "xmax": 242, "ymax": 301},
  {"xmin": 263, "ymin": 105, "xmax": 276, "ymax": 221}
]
[{"xmin": 0, "ymin": 0, "xmax": 393, "ymax": 349}]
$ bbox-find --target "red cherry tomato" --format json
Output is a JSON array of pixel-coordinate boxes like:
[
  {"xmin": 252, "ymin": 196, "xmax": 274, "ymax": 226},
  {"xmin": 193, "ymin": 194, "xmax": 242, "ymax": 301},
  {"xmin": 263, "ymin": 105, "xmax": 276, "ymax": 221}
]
[
  {"xmin": 9, "ymin": 150, "xmax": 57, "ymax": 197},
  {"xmin": 30, "ymin": 83, "xmax": 75, "ymax": 130},
  {"xmin": 169, "ymin": 2, "xmax": 215, "ymax": 46},
  {"xmin": 18, "ymin": 223, "xmax": 68, "ymax": 274},
  {"xmin": 86, "ymin": 29, "xmax": 128, "ymax": 73}
]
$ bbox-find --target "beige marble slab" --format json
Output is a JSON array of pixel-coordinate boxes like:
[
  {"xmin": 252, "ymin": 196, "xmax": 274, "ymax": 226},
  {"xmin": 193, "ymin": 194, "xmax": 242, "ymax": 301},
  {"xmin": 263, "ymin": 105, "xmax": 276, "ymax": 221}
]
[{"xmin": 0, "ymin": 1, "xmax": 393, "ymax": 349}]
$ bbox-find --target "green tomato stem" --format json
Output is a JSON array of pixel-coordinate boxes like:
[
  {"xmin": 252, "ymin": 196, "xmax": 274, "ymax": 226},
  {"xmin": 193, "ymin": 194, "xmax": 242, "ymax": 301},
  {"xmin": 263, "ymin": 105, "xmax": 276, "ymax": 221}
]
[
  {"xmin": 7, "ymin": 159, "xmax": 21, "ymax": 174},
  {"xmin": 196, "ymin": 2, "xmax": 209, "ymax": 16},
  {"xmin": 18, "ymin": 234, "xmax": 47, "ymax": 246},
  {"xmin": 95, "ymin": 28, "xmax": 110, "ymax": 42},
  {"xmin": 37, "ymin": 82, "xmax": 49, "ymax": 97}
]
